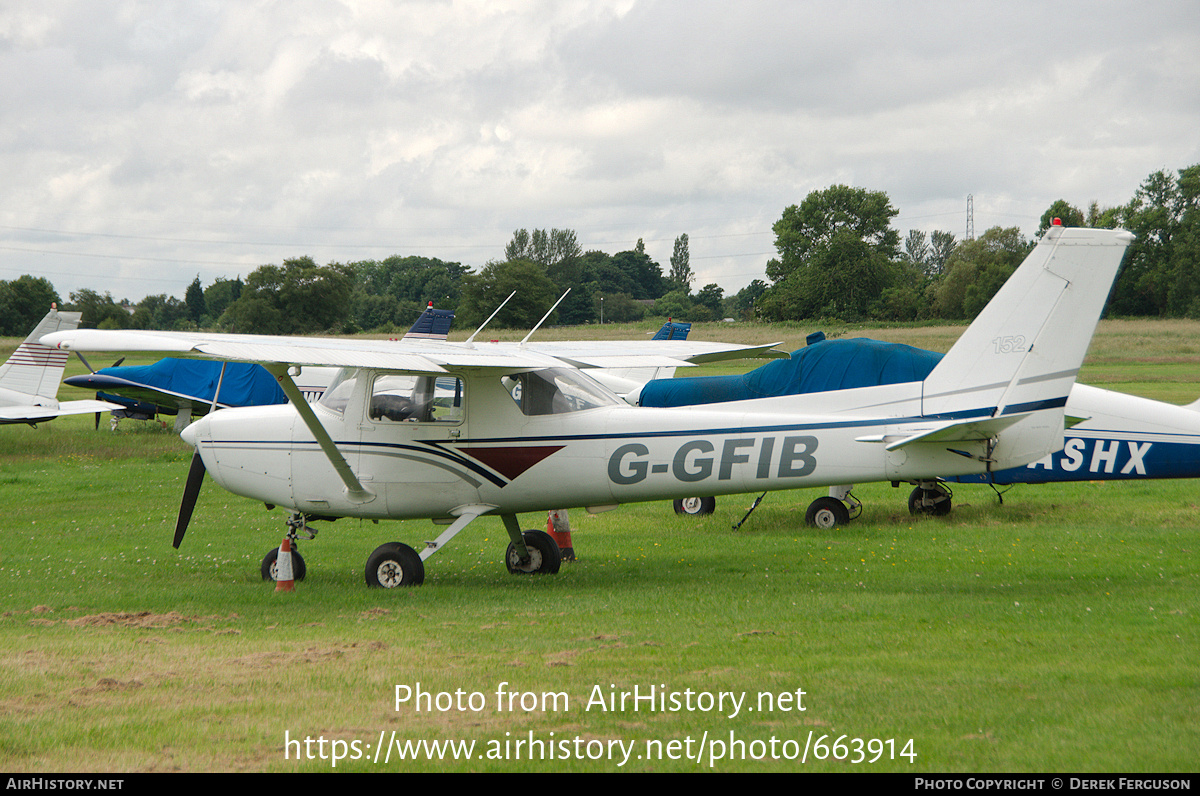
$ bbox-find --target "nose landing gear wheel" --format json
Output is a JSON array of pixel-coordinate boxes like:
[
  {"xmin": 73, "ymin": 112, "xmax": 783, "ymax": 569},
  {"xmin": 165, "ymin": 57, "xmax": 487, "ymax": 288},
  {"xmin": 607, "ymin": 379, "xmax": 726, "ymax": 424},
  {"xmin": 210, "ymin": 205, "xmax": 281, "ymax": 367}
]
[
  {"xmin": 261, "ymin": 547, "xmax": 307, "ymax": 581},
  {"xmin": 365, "ymin": 542, "xmax": 425, "ymax": 587}
]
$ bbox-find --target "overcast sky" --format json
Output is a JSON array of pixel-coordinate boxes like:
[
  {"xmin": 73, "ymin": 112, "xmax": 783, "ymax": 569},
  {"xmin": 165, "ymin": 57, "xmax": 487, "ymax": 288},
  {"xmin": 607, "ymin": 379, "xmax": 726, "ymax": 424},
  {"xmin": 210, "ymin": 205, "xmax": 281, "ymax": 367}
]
[{"xmin": 2, "ymin": 0, "xmax": 1198, "ymax": 306}]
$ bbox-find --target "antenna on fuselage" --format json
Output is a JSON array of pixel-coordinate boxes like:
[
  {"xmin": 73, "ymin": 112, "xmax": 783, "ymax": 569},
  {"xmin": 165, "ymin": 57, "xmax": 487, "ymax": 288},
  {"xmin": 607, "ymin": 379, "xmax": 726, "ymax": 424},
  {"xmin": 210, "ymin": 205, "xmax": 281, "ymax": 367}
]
[
  {"xmin": 520, "ymin": 289, "xmax": 571, "ymax": 346},
  {"xmin": 464, "ymin": 291, "xmax": 517, "ymax": 345}
]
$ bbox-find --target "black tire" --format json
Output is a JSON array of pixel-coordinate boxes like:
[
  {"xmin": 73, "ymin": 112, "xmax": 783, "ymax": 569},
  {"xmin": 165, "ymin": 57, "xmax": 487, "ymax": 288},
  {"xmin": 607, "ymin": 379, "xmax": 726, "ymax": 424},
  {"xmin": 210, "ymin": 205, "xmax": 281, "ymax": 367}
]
[
  {"xmin": 804, "ymin": 496, "xmax": 850, "ymax": 529},
  {"xmin": 673, "ymin": 497, "xmax": 716, "ymax": 516},
  {"xmin": 908, "ymin": 487, "xmax": 952, "ymax": 516},
  {"xmin": 365, "ymin": 542, "xmax": 425, "ymax": 587},
  {"xmin": 261, "ymin": 546, "xmax": 307, "ymax": 581},
  {"xmin": 505, "ymin": 530, "xmax": 561, "ymax": 575}
]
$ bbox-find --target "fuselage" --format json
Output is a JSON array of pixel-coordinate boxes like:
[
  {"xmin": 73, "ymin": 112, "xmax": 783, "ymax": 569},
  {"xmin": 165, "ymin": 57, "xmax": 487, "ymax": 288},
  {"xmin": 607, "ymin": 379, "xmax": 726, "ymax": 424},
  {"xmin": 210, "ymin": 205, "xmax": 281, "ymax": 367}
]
[{"xmin": 182, "ymin": 365, "xmax": 1051, "ymax": 521}]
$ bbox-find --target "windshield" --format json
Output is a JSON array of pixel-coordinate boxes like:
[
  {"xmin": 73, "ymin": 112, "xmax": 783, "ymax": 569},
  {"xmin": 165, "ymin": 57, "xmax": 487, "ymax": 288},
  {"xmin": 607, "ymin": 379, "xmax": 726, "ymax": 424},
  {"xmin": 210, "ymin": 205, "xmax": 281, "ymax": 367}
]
[
  {"xmin": 502, "ymin": 368, "xmax": 621, "ymax": 416},
  {"xmin": 318, "ymin": 369, "xmax": 357, "ymax": 414}
]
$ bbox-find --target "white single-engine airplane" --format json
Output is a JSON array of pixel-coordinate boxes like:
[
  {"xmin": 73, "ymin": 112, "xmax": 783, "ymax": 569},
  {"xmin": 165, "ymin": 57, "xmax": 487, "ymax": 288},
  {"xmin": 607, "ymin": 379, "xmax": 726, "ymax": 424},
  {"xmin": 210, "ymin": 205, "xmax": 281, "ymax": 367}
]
[
  {"xmin": 1, "ymin": 306, "xmax": 118, "ymax": 425},
  {"xmin": 43, "ymin": 226, "xmax": 1132, "ymax": 587}
]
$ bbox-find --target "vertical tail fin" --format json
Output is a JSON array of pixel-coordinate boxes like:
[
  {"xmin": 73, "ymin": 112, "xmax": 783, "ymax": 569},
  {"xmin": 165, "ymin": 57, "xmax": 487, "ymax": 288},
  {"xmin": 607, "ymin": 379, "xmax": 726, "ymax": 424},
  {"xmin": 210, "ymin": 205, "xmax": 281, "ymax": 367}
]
[
  {"xmin": 651, "ymin": 319, "xmax": 692, "ymax": 340},
  {"xmin": 921, "ymin": 226, "xmax": 1133, "ymax": 419},
  {"xmin": 0, "ymin": 306, "xmax": 82, "ymax": 399},
  {"xmin": 918, "ymin": 226, "xmax": 1133, "ymax": 471},
  {"xmin": 402, "ymin": 303, "xmax": 455, "ymax": 341}
]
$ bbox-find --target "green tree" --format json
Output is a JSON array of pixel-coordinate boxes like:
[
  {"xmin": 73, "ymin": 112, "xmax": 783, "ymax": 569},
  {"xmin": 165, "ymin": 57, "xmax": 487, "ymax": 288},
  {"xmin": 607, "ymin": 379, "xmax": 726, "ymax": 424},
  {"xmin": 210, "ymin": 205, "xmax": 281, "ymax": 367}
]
[
  {"xmin": 504, "ymin": 229, "xmax": 582, "ymax": 290},
  {"xmin": 668, "ymin": 234, "xmax": 693, "ymax": 293},
  {"xmin": 456, "ymin": 259, "xmax": 558, "ymax": 329},
  {"xmin": 67, "ymin": 288, "xmax": 128, "ymax": 329},
  {"xmin": 1037, "ymin": 200, "xmax": 1086, "ymax": 237},
  {"xmin": 131, "ymin": 294, "xmax": 188, "ymax": 330},
  {"xmin": 184, "ymin": 276, "xmax": 206, "ymax": 324},
  {"xmin": 609, "ymin": 249, "xmax": 664, "ymax": 300},
  {"xmin": 731, "ymin": 279, "xmax": 768, "ymax": 319},
  {"xmin": 902, "ymin": 230, "xmax": 931, "ymax": 272},
  {"xmin": 1109, "ymin": 165, "xmax": 1200, "ymax": 317},
  {"xmin": 222, "ymin": 257, "xmax": 354, "ymax": 334},
  {"xmin": 930, "ymin": 227, "xmax": 1033, "ymax": 319},
  {"xmin": 760, "ymin": 185, "xmax": 901, "ymax": 321},
  {"xmin": 928, "ymin": 231, "xmax": 958, "ymax": 278},
  {"xmin": 0, "ymin": 275, "xmax": 60, "ymax": 335},
  {"xmin": 695, "ymin": 283, "xmax": 724, "ymax": 314},
  {"xmin": 203, "ymin": 277, "xmax": 243, "ymax": 320}
]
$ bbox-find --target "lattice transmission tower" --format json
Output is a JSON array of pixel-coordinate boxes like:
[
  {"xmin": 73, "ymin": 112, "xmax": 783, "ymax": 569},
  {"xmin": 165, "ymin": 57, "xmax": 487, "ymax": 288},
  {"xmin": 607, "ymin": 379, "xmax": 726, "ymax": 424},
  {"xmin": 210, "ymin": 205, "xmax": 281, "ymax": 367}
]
[{"xmin": 965, "ymin": 194, "xmax": 976, "ymax": 241}]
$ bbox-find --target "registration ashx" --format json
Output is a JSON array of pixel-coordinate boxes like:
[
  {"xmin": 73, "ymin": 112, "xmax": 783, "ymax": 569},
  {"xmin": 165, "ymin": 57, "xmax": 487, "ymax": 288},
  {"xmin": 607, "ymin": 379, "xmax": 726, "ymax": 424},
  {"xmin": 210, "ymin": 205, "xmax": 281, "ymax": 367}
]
[{"xmin": 44, "ymin": 227, "xmax": 1133, "ymax": 588}]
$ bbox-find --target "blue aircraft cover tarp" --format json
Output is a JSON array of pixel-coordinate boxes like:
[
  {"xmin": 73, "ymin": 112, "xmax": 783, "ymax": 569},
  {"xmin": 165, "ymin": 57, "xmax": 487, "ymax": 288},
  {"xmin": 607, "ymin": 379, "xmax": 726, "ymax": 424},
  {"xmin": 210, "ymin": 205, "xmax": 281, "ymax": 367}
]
[
  {"xmin": 638, "ymin": 338, "xmax": 944, "ymax": 407},
  {"xmin": 95, "ymin": 358, "xmax": 287, "ymax": 408}
]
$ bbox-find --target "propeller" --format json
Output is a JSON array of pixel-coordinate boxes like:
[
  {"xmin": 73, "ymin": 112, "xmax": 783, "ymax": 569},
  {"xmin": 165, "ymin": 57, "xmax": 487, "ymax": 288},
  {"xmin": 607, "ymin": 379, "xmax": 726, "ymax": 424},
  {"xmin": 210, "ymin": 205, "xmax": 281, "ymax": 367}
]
[
  {"xmin": 173, "ymin": 451, "xmax": 207, "ymax": 548},
  {"xmin": 73, "ymin": 352, "xmax": 123, "ymax": 431}
]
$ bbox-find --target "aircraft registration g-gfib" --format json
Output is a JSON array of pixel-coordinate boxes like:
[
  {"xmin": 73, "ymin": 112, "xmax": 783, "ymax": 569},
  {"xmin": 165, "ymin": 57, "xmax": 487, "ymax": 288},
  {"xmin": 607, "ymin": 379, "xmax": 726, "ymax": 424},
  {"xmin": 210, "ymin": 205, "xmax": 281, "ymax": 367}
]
[{"xmin": 43, "ymin": 226, "xmax": 1132, "ymax": 588}]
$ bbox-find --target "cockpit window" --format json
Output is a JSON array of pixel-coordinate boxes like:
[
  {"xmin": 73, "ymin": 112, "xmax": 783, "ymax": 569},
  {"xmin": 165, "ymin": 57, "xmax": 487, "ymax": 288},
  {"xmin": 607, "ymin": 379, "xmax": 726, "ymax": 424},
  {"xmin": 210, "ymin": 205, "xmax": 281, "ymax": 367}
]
[
  {"xmin": 369, "ymin": 374, "xmax": 464, "ymax": 423},
  {"xmin": 502, "ymin": 368, "xmax": 620, "ymax": 416}
]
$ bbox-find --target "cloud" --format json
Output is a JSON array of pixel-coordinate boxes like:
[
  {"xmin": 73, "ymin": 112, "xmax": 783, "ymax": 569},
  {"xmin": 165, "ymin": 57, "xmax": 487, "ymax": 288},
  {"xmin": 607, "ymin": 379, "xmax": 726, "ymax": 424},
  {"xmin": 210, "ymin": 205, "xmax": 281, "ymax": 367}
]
[{"xmin": 0, "ymin": 0, "xmax": 1197, "ymax": 300}]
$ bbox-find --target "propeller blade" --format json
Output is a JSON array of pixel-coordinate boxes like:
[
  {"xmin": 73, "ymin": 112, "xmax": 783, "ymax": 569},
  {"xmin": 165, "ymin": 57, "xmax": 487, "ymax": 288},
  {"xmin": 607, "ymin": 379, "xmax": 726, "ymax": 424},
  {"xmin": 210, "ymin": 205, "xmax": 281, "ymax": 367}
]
[
  {"xmin": 94, "ymin": 411, "xmax": 100, "ymax": 430},
  {"xmin": 110, "ymin": 357, "xmax": 125, "ymax": 368},
  {"xmin": 174, "ymin": 451, "xmax": 207, "ymax": 548},
  {"xmin": 73, "ymin": 350, "xmax": 97, "ymax": 374}
]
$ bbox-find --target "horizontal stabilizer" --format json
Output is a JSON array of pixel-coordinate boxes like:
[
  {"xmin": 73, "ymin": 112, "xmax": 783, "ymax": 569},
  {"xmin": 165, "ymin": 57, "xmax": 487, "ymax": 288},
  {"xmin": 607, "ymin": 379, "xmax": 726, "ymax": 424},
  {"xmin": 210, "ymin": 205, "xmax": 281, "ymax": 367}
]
[
  {"xmin": 0, "ymin": 399, "xmax": 120, "ymax": 422},
  {"xmin": 856, "ymin": 413, "xmax": 1031, "ymax": 451}
]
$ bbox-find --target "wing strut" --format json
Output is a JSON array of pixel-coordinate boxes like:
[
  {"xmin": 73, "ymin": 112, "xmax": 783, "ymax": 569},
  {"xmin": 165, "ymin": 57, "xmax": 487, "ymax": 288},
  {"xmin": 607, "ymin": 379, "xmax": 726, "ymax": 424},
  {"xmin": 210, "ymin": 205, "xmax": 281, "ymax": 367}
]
[{"xmin": 264, "ymin": 364, "xmax": 375, "ymax": 505}]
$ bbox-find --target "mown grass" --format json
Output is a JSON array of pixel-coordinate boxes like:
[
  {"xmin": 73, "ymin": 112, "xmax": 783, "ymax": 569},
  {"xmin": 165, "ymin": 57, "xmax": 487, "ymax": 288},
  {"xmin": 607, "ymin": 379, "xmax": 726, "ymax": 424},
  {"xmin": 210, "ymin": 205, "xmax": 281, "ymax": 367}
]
[{"xmin": 1, "ymin": 320, "xmax": 1198, "ymax": 772}]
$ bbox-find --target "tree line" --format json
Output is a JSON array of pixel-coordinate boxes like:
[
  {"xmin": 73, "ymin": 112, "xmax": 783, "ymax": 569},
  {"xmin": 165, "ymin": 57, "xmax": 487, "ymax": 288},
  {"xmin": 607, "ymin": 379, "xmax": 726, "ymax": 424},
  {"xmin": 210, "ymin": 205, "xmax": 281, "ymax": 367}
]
[
  {"xmin": 757, "ymin": 164, "xmax": 1200, "ymax": 324},
  {"xmin": 1, "ymin": 163, "xmax": 1194, "ymax": 336}
]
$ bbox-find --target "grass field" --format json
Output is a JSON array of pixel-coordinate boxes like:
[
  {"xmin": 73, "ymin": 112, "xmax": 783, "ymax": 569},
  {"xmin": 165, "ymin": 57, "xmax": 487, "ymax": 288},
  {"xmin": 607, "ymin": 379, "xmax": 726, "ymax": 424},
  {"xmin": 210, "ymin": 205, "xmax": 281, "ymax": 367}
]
[{"xmin": 1, "ymin": 320, "xmax": 1197, "ymax": 772}]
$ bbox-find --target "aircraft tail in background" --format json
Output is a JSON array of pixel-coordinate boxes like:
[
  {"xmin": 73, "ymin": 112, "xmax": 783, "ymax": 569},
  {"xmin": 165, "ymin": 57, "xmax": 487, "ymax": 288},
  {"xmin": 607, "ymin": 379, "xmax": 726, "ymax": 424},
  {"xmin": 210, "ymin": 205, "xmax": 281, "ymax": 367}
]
[
  {"xmin": 0, "ymin": 305, "xmax": 118, "ymax": 425},
  {"xmin": 402, "ymin": 303, "xmax": 455, "ymax": 341},
  {"xmin": 0, "ymin": 306, "xmax": 80, "ymax": 400}
]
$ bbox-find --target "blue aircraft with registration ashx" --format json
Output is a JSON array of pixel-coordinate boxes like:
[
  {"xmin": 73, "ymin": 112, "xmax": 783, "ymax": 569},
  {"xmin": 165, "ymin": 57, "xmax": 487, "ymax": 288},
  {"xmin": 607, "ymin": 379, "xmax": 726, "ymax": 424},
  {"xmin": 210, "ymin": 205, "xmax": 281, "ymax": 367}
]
[{"xmin": 43, "ymin": 226, "xmax": 1132, "ymax": 588}]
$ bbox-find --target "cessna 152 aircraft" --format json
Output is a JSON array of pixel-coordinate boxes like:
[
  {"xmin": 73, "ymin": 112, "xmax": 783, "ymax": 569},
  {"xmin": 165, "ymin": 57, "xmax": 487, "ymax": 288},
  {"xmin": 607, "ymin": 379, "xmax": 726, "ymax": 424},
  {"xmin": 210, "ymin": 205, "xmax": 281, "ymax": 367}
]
[
  {"xmin": 1, "ymin": 306, "xmax": 118, "ymax": 425},
  {"xmin": 43, "ymin": 226, "xmax": 1132, "ymax": 587}
]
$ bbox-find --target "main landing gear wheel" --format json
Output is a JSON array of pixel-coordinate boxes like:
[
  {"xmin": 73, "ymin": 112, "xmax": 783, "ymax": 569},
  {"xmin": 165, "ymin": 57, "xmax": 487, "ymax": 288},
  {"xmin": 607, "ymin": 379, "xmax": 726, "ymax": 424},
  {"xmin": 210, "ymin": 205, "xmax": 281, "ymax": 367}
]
[
  {"xmin": 805, "ymin": 496, "xmax": 850, "ymax": 529},
  {"xmin": 506, "ymin": 530, "xmax": 561, "ymax": 575},
  {"xmin": 261, "ymin": 547, "xmax": 307, "ymax": 581},
  {"xmin": 674, "ymin": 496, "xmax": 716, "ymax": 516},
  {"xmin": 908, "ymin": 486, "xmax": 952, "ymax": 516},
  {"xmin": 365, "ymin": 542, "xmax": 425, "ymax": 587}
]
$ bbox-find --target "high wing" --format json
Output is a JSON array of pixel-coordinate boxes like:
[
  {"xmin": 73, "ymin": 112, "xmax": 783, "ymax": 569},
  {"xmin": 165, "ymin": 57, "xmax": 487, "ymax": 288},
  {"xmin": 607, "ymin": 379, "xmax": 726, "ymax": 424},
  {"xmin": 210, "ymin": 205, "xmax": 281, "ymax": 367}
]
[
  {"xmin": 42, "ymin": 329, "xmax": 786, "ymax": 374},
  {"xmin": 58, "ymin": 303, "xmax": 459, "ymax": 429}
]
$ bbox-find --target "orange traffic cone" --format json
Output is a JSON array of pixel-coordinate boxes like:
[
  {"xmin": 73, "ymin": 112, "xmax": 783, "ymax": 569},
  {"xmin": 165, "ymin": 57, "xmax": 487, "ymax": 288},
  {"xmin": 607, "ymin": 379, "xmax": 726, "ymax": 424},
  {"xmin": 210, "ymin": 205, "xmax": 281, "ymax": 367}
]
[
  {"xmin": 275, "ymin": 537, "xmax": 295, "ymax": 592},
  {"xmin": 547, "ymin": 510, "xmax": 575, "ymax": 561}
]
